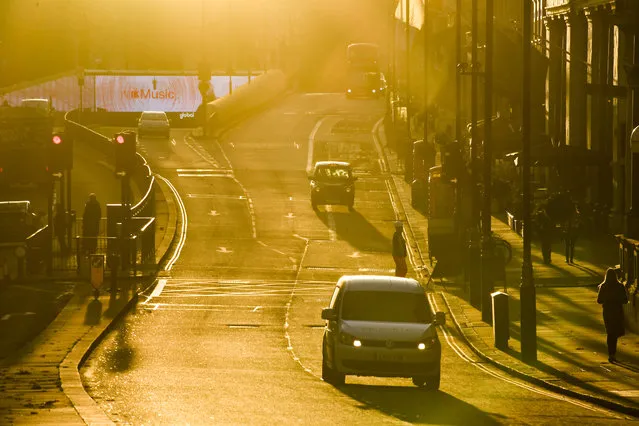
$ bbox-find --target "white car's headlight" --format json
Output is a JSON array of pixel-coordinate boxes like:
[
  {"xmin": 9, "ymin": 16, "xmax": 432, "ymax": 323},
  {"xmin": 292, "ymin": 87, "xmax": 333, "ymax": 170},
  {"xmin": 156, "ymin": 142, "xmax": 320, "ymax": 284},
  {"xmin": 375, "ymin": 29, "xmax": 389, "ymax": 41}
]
[
  {"xmin": 339, "ymin": 332, "xmax": 357, "ymax": 345},
  {"xmin": 417, "ymin": 337, "xmax": 437, "ymax": 350}
]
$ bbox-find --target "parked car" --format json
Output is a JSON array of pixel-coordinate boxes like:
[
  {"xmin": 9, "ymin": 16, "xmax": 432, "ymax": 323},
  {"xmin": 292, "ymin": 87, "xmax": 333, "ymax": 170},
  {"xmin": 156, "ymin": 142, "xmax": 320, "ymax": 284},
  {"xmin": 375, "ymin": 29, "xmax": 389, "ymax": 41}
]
[
  {"xmin": 137, "ymin": 111, "xmax": 170, "ymax": 139},
  {"xmin": 321, "ymin": 275, "xmax": 445, "ymax": 389},
  {"xmin": 309, "ymin": 161, "xmax": 357, "ymax": 211}
]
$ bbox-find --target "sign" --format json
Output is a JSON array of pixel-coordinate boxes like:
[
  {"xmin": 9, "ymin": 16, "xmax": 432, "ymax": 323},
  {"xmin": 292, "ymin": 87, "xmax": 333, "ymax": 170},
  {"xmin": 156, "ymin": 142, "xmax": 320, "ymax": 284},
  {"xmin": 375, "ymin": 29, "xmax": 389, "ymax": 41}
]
[{"xmin": 90, "ymin": 254, "xmax": 105, "ymax": 290}]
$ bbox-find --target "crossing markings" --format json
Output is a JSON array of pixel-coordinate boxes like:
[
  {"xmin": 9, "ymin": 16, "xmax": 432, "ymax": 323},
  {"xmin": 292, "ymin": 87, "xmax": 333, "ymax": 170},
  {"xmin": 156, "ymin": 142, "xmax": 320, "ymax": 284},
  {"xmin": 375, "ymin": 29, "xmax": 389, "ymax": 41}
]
[
  {"xmin": 140, "ymin": 278, "xmax": 336, "ymax": 311},
  {"xmin": 177, "ymin": 168, "xmax": 232, "ymax": 177}
]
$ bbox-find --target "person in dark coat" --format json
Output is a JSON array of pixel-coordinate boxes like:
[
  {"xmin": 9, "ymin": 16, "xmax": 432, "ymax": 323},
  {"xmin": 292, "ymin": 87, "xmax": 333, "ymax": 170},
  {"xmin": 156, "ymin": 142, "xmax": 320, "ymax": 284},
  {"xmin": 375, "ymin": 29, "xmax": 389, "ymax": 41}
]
[
  {"xmin": 392, "ymin": 221, "xmax": 408, "ymax": 277},
  {"xmin": 536, "ymin": 209, "xmax": 554, "ymax": 264},
  {"xmin": 597, "ymin": 268, "xmax": 629, "ymax": 362},
  {"xmin": 562, "ymin": 215, "xmax": 579, "ymax": 264},
  {"xmin": 82, "ymin": 193, "xmax": 101, "ymax": 254}
]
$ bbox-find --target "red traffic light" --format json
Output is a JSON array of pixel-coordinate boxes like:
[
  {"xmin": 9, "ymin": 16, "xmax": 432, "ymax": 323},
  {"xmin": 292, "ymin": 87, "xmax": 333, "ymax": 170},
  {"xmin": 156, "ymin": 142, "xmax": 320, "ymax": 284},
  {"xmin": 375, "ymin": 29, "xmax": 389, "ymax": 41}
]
[
  {"xmin": 52, "ymin": 135, "xmax": 62, "ymax": 144},
  {"xmin": 116, "ymin": 135, "xmax": 125, "ymax": 144}
]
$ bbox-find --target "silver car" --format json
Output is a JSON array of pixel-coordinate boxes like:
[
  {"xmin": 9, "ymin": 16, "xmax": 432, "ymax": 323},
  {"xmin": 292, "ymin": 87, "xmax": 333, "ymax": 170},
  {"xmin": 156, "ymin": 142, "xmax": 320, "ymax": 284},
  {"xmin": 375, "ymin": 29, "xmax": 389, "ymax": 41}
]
[
  {"xmin": 321, "ymin": 275, "xmax": 445, "ymax": 389},
  {"xmin": 137, "ymin": 111, "xmax": 170, "ymax": 139}
]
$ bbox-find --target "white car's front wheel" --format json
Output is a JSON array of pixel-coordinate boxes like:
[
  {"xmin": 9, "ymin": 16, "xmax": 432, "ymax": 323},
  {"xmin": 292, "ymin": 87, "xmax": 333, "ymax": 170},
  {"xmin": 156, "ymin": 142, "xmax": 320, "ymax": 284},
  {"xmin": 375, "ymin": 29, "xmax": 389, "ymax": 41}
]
[{"xmin": 322, "ymin": 346, "xmax": 345, "ymax": 386}]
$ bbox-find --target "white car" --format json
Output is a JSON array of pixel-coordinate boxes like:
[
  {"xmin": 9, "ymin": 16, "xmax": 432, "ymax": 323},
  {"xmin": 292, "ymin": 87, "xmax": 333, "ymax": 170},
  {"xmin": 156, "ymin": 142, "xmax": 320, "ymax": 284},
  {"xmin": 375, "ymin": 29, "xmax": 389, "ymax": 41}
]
[
  {"xmin": 321, "ymin": 275, "xmax": 445, "ymax": 389},
  {"xmin": 137, "ymin": 111, "xmax": 170, "ymax": 139}
]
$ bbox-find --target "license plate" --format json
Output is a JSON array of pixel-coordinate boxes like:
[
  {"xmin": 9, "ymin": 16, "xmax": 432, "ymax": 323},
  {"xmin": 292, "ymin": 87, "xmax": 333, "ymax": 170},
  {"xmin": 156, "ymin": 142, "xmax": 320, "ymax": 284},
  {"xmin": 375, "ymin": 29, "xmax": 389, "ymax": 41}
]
[{"xmin": 375, "ymin": 352, "xmax": 402, "ymax": 362}]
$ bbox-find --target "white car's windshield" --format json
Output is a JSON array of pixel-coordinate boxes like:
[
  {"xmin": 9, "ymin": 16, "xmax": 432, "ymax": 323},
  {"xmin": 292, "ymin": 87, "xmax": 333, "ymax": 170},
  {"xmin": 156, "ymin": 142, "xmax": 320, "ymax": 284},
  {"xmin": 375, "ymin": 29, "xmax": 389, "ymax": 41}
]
[
  {"xmin": 341, "ymin": 291, "xmax": 432, "ymax": 323},
  {"xmin": 142, "ymin": 113, "xmax": 167, "ymax": 121}
]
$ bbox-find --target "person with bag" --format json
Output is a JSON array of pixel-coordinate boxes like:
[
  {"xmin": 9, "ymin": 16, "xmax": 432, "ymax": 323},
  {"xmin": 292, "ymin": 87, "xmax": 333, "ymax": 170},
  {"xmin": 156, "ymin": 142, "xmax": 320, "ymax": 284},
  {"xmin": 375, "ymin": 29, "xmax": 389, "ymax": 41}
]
[{"xmin": 597, "ymin": 268, "xmax": 629, "ymax": 362}]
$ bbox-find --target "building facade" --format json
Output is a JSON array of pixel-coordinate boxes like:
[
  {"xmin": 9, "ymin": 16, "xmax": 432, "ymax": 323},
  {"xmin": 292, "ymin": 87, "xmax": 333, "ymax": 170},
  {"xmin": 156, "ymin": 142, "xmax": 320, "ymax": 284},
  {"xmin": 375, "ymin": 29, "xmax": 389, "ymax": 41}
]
[{"xmin": 543, "ymin": 0, "xmax": 639, "ymax": 235}]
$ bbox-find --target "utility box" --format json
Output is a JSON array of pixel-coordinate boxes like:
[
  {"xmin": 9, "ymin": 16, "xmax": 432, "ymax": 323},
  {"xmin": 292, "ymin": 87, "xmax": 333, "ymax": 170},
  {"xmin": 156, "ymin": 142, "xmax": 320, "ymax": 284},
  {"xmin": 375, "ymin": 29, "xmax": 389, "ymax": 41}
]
[{"xmin": 491, "ymin": 291, "xmax": 510, "ymax": 350}]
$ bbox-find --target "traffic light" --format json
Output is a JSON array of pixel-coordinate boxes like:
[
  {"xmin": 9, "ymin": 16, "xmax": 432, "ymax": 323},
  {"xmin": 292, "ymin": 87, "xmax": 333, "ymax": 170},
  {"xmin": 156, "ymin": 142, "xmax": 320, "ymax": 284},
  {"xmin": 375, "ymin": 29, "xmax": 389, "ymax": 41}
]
[
  {"xmin": 113, "ymin": 130, "xmax": 137, "ymax": 174},
  {"xmin": 48, "ymin": 132, "xmax": 73, "ymax": 173}
]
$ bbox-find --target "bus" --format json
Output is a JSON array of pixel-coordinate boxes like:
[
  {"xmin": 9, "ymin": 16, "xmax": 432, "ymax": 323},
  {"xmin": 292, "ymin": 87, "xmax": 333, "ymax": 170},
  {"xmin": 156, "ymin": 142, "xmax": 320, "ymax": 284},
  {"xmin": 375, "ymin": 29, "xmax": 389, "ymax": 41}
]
[
  {"xmin": 346, "ymin": 43, "xmax": 383, "ymax": 98},
  {"xmin": 0, "ymin": 104, "xmax": 53, "ymax": 187},
  {"xmin": 347, "ymin": 43, "xmax": 379, "ymax": 70}
]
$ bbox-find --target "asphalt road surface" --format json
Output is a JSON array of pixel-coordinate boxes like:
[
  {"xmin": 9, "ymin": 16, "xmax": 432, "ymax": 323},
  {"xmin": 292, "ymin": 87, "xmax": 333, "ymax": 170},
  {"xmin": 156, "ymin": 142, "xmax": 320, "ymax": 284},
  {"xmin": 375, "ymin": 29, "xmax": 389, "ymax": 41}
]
[{"xmin": 81, "ymin": 95, "xmax": 627, "ymax": 424}]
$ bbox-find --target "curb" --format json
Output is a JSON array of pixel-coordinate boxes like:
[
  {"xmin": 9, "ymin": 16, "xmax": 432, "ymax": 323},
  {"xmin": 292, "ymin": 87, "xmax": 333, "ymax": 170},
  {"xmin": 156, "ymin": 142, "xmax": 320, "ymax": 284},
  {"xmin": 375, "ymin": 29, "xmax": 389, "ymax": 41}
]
[
  {"xmin": 374, "ymin": 120, "xmax": 639, "ymax": 418},
  {"xmin": 439, "ymin": 291, "xmax": 639, "ymax": 418},
  {"xmin": 58, "ymin": 174, "xmax": 182, "ymax": 425}
]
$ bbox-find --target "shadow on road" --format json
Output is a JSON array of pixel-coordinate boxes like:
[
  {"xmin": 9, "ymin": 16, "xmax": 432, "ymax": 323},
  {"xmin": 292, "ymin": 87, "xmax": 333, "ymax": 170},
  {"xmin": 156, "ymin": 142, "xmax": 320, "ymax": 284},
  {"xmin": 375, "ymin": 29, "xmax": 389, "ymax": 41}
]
[
  {"xmin": 340, "ymin": 383, "xmax": 501, "ymax": 425},
  {"xmin": 315, "ymin": 209, "xmax": 391, "ymax": 253}
]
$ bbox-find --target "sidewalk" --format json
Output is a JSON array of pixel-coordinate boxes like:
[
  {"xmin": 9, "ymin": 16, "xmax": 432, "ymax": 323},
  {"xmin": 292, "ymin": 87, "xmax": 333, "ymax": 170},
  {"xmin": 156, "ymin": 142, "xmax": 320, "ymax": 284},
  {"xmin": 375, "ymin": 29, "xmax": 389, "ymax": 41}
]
[
  {"xmin": 0, "ymin": 178, "xmax": 178, "ymax": 425},
  {"xmin": 376, "ymin": 122, "xmax": 639, "ymax": 417}
]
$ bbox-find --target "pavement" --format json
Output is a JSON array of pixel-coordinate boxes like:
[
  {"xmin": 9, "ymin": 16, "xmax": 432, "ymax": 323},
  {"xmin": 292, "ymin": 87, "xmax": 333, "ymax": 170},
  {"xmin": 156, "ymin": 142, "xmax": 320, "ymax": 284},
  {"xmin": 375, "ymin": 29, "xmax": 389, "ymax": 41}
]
[
  {"xmin": 375, "ymin": 121, "xmax": 639, "ymax": 418},
  {"xmin": 0, "ymin": 177, "xmax": 178, "ymax": 425}
]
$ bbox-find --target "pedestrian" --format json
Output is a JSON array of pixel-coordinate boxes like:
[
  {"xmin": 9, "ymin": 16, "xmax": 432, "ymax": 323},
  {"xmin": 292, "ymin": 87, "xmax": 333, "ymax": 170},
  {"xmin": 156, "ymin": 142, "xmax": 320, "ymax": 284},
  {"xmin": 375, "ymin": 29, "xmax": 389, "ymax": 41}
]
[
  {"xmin": 536, "ymin": 209, "xmax": 554, "ymax": 264},
  {"xmin": 597, "ymin": 267, "xmax": 628, "ymax": 362},
  {"xmin": 392, "ymin": 221, "xmax": 408, "ymax": 277},
  {"xmin": 562, "ymin": 214, "xmax": 579, "ymax": 264},
  {"xmin": 54, "ymin": 204, "xmax": 67, "ymax": 256},
  {"xmin": 82, "ymin": 193, "xmax": 101, "ymax": 254}
]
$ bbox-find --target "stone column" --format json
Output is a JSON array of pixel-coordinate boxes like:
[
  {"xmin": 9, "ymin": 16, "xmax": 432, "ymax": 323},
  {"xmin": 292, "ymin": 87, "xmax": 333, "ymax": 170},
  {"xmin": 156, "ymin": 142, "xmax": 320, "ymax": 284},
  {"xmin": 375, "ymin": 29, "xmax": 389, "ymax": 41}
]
[
  {"xmin": 546, "ymin": 17, "xmax": 566, "ymax": 146},
  {"xmin": 565, "ymin": 12, "xmax": 588, "ymax": 148}
]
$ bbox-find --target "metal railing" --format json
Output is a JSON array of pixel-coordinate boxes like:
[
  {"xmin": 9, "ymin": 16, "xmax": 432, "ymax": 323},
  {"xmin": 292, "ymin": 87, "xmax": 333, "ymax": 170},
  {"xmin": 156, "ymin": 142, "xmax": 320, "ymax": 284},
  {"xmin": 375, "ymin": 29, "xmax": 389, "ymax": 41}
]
[{"xmin": 616, "ymin": 235, "xmax": 639, "ymax": 292}]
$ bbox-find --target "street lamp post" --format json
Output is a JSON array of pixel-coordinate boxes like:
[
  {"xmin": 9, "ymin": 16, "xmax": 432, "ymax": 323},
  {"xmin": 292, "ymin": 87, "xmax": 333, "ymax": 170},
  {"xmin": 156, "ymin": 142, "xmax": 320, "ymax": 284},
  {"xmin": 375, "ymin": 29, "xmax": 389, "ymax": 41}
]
[
  {"xmin": 469, "ymin": 0, "xmax": 481, "ymax": 309},
  {"xmin": 481, "ymin": 0, "xmax": 494, "ymax": 324},
  {"xmin": 520, "ymin": 0, "xmax": 537, "ymax": 363},
  {"xmin": 404, "ymin": 0, "xmax": 413, "ymax": 183},
  {"xmin": 423, "ymin": 1, "xmax": 429, "ymax": 147}
]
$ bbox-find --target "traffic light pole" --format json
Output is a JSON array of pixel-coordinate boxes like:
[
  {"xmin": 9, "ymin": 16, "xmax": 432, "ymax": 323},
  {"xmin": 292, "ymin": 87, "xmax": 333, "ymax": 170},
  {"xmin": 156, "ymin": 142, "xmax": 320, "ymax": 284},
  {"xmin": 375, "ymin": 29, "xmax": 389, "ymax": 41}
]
[
  {"xmin": 47, "ymin": 175, "xmax": 54, "ymax": 276},
  {"xmin": 66, "ymin": 169, "xmax": 72, "ymax": 249}
]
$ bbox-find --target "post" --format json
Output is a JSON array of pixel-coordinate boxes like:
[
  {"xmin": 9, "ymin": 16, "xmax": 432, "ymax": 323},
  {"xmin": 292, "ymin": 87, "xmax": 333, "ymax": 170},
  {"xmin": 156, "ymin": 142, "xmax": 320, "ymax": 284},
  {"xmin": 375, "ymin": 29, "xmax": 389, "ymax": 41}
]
[
  {"xmin": 455, "ymin": 0, "xmax": 462, "ymax": 143},
  {"xmin": 66, "ymin": 169, "xmax": 72, "ymax": 249},
  {"xmin": 404, "ymin": 0, "xmax": 413, "ymax": 183},
  {"xmin": 469, "ymin": 0, "xmax": 481, "ymax": 309},
  {"xmin": 423, "ymin": 0, "xmax": 429, "ymax": 146},
  {"xmin": 47, "ymin": 175, "xmax": 54, "ymax": 275},
  {"xmin": 481, "ymin": 0, "xmax": 494, "ymax": 323},
  {"xmin": 520, "ymin": 0, "xmax": 537, "ymax": 363}
]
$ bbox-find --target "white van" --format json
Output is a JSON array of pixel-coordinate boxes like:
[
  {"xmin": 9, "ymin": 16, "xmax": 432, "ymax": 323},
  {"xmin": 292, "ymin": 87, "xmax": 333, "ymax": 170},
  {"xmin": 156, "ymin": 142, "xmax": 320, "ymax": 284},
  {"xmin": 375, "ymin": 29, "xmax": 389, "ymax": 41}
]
[{"xmin": 321, "ymin": 275, "xmax": 445, "ymax": 389}]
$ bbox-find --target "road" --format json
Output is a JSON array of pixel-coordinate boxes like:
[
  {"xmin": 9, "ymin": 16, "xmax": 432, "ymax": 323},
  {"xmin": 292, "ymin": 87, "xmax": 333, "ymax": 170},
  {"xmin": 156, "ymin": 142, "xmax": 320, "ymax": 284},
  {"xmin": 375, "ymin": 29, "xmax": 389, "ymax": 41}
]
[{"xmin": 81, "ymin": 94, "xmax": 626, "ymax": 424}]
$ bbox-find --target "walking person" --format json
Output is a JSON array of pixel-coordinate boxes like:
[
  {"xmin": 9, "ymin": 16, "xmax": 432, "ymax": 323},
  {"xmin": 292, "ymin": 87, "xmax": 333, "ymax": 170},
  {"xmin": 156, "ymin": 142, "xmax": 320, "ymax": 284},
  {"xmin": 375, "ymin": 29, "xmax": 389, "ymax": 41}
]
[
  {"xmin": 562, "ymin": 216, "xmax": 579, "ymax": 264},
  {"xmin": 82, "ymin": 193, "xmax": 101, "ymax": 254},
  {"xmin": 54, "ymin": 204, "xmax": 67, "ymax": 256},
  {"xmin": 392, "ymin": 221, "xmax": 408, "ymax": 277},
  {"xmin": 597, "ymin": 268, "xmax": 629, "ymax": 362},
  {"xmin": 536, "ymin": 209, "xmax": 554, "ymax": 265}
]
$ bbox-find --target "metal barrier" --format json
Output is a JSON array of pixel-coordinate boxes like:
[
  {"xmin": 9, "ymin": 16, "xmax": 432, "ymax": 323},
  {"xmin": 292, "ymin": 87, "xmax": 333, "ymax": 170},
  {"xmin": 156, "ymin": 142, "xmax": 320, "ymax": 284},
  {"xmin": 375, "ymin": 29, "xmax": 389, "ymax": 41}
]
[{"xmin": 616, "ymin": 235, "xmax": 639, "ymax": 290}]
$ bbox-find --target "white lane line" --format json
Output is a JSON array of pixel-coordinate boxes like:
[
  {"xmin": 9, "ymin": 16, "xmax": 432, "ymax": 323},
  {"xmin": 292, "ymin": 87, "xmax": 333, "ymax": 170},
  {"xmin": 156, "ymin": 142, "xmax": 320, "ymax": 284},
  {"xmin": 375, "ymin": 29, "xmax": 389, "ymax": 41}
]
[
  {"xmin": 371, "ymin": 117, "xmax": 388, "ymax": 174},
  {"xmin": 307, "ymin": 116, "xmax": 330, "ymax": 174},
  {"xmin": 156, "ymin": 174, "xmax": 188, "ymax": 271},
  {"xmin": 149, "ymin": 279, "xmax": 167, "ymax": 299},
  {"xmin": 326, "ymin": 205, "xmax": 337, "ymax": 242}
]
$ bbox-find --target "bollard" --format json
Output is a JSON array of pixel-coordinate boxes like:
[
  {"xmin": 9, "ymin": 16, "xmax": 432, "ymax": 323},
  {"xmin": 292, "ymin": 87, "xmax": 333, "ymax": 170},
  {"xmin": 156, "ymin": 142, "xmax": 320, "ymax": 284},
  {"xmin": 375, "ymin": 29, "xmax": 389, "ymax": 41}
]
[
  {"xmin": 108, "ymin": 253, "xmax": 120, "ymax": 294},
  {"xmin": 491, "ymin": 291, "xmax": 510, "ymax": 350}
]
